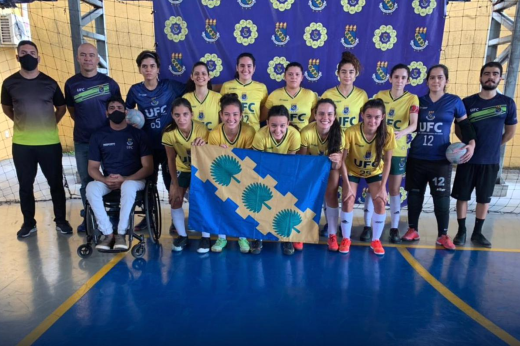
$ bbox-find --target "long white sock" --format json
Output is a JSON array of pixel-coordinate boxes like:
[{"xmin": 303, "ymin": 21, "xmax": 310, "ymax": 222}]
[
  {"xmin": 390, "ymin": 195, "xmax": 401, "ymax": 229},
  {"xmin": 340, "ymin": 211, "xmax": 354, "ymax": 239},
  {"xmin": 364, "ymin": 193, "xmax": 374, "ymax": 227},
  {"xmin": 325, "ymin": 205, "xmax": 339, "ymax": 236},
  {"xmin": 171, "ymin": 208, "xmax": 187, "ymax": 237},
  {"xmin": 372, "ymin": 212, "xmax": 387, "ymax": 241}
]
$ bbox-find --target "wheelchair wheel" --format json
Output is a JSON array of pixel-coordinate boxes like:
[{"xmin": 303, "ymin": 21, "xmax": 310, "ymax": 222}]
[
  {"xmin": 77, "ymin": 244, "xmax": 93, "ymax": 258},
  {"xmin": 145, "ymin": 184, "xmax": 162, "ymax": 243},
  {"xmin": 131, "ymin": 243, "xmax": 146, "ymax": 258}
]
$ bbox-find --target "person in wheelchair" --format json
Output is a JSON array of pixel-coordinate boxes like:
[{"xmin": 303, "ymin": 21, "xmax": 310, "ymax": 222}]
[{"xmin": 86, "ymin": 96, "xmax": 153, "ymax": 251}]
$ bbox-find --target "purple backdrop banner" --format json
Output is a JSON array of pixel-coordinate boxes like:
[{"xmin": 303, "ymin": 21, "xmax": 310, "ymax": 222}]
[{"xmin": 152, "ymin": 0, "xmax": 445, "ymax": 96}]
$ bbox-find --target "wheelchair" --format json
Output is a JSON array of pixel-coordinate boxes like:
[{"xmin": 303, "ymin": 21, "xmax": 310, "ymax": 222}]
[{"xmin": 77, "ymin": 180, "xmax": 162, "ymax": 259}]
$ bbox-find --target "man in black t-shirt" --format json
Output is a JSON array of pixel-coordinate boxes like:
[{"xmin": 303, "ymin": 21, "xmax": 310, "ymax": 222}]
[
  {"xmin": 1, "ymin": 40, "xmax": 72, "ymax": 238},
  {"xmin": 86, "ymin": 97, "xmax": 153, "ymax": 251}
]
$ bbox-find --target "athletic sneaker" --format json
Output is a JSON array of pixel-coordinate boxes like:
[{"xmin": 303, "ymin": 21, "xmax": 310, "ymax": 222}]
[
  {"xmin": 134, "ymin": 217, "xmax": 148, "ymax": 232},
  {"xmin": 293, "ymin": 242, "xmax": 303, "ymax": 251},
  {"xmin": 172, "ymin": 235, "xmax": 188, "ymax": 252},
  {"xmin": 328, "ymin": 234, "xmax": 339, "ymax": 251},
  {"xmin": 339, "ymin": 238, "xmax": 351, "ymax": 254},
  {"xmin": 211, "ymin": 238, "xmax": 227, "ymax": 252},
  {"xmin": 282, "ymin": 242, "xmax": 294, "ymax": 255},
  {"xmin": 56, "ymin": 221, "xmax": 73, "ymax": 235},
  {"xmin": 77, "ymin": 219, "xmax": 86, "ymax": 233},
  {"xmin": 389, "ymin": 228, "xmax": 402, "ymax": 244},
  {"xmin": 360, "ymin": 226, "xmax": 372, "ymax": 242},
  {"xmin": 96, "ymin": 234, "xmax": 114, "ymax": 250},
  {"xmin": 402, "ymin": 228, "xmax": 420, "ymax": 241},
  {"xmin": 370, "ymin": 240, "xmax": 385, "ymax": 255},
  {"xmin": 436, "ymin": 235, "xmax": 456, "ymax": 250},
  {"xmin": 238, "ymin": 238, "xmax": 250, "ymax": 253},
  {"xmin": 113, "ymin": 235, "xmax": 128, "ymax": 250},
  {"xmin": 17, "ymin": 224, "xmax": 37, "ymax": 238},
  {"xmin": 197, "ymin": 237, "xmax": 211, "ymax": 254},
  {"xmin": 250, "ymin": 240, "xmax": 263, "ymax": 255},
  {"xmin": 471, "ymin": 233, "xmax": 492, "ymax": 248},
  {"xmin": 453, "ymin": 231, "xmax": 466, "ymax": 246}
]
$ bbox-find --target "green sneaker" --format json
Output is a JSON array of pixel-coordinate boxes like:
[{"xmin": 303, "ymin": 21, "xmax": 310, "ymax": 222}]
[
  {"xmin": 238, "ymin": 238, "xmax": 250, "ymax": 253},
  {"xmin": 211, "ymin": 238, "xmax": 227, "ymax": 252}
]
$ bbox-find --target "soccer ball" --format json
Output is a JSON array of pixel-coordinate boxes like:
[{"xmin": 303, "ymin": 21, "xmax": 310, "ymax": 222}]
[
  {"xmin": 445, "ymin": 142, "xmax": 467, "ymax": 164},
  {"xmin": 126, "ymin": 109, "xmax": 145, "ymax": 129}
]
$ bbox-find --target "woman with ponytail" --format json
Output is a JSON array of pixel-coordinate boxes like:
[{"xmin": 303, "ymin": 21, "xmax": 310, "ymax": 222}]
[
  {"xmin": 183, "ymin": 62, "xmax": 221, "ymax": 131},
  {"xmin": 298, "ymin": 98, "xmax": 344, "ymax": 252},
  {"xmin": 208, "ymin": 93, "xmax": 256, "ymax": 254},
  {"xmin": 340, "ymin": 99, "xmax": 396, "ymax": 256}
]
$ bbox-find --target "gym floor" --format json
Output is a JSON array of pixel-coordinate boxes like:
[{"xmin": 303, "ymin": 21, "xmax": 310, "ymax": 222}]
[{"xmin": 1, "ymin": 199, "xmax": 519, "ymax": 345}]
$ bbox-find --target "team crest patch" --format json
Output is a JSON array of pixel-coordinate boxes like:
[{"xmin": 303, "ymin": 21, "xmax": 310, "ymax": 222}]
[
  {"xmin": 198, "ymin": 112, "xmax": 205, "ymax": 121},
  {"xmin": 202, "ymin": 19, "xmax": 219, "ymax": 43},
  {"xmin": 238, "ymin": 0, "xmax": 255, "ymax": 8},
  {"xmin": 164, "ymin": 16, "xmax": 188, "ymax": 42},
  {"xmin": 372, "ymin": 61, "xmax": 389, "ymax": 84},
  {"xmin": 151, "ymin": 98, "xmax": 159, "ymax": 106},
  {"xmin": 267, "ymin": 56, "xmax": 289, "ymax": 81},
  {"xmin": 290, "ymin": 104, "xmax": 298, "ymax": 112},
  {"xmin": 309, "ymin": 0, "xmax": 327, "ymax": 11},
  {"xmin": 364, "ymin": 151, "xmax": 372, "ymax": 160},
  {"xmin": 241, "ymin": 93, "xmax": 248, "ymax": 102},
  {"xmin": 412, "ymin": 0, "xmax": 437, "ymax": 16},
  {"xmin": 304, "ymin": 59, "xmax": 322, "ymax": 82},
  {"xmin": 169, "ymin": 53, "xmax": 186, "ymax": 76},
  {"xmin": 411, "ymin": 27, "xmax": 428, "ymax": 51},
  {"xmin": 343, "ymin": 107, "xmax": 350, "ymax": 115},
  {"xmin": 426, "ymin": 111, "xmax": 435, "ymax": 121},
  {"xmin": 408, "ymin": 61, "xmax": 427, "ymax": 86},
  {"xmin": 272, "ymin": 22, "xmax": 290, "ymax": 46},
  {"xmin": 126, "ymin": 138, "xmax": 134, "ymax": 148},
  {"xmin": 304, "ymin": 22, "xmax": 328, "ymax": 48},
  {"xmin": 380, "ymin": 0, "xmax": 398, "ymax": 13},
  {"xmin": 341, "ymin": 25, "xmax": 359, "ymax": 48},
  {"xmin": 373, "ymin": 25, "xmax": 397, "ymax": 51},
  {"xmin": 388, "ymin": 109, "xmax": 395, "ymax": 117}
]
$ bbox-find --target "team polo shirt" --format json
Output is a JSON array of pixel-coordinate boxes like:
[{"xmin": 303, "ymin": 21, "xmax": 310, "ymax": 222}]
[
  {"xmin": 208, "ymin": 122, "xmax": 256, "ymax": 149},
  {"xmin": 89, "ymin": 125, "xmax": 152, "ymax": 177},
  {"xmin": 183, "ymin": 90, "xmax": 221, "ymax": 131},
  {"xmin": 220, "ymin": 79, "xmax": 268, "ymax": 131},
  {"xmin": 344, "ymin": 122, "xmax": 396, "ymax": 178},
  {"xmin": 321, "ymin": 86, "xmax": 368, "ymax": 131},
  {"xmin": 252, "ymin": 125, "xmax": 301, "ymax": 154},
  {"xmin": 126, "ymin": 79, "xmax": 185, "ymax": 149},
  {"xmin": 265, "ymin": 87, "xmax": 318, "ymax": 130},
  {"xmin": 300, "ymin": 122, "xmax": 345, "ymax": 156},
  {"xmin": 463, "ymin": 93, "xmax": 517, "ymax": 164},
  {"xmin": 65, "ymin": 73, "xmax": 121, "ymax": 143},
  {"xmin": 161, "ymin": 121, "xmax": 209, "ymax": 173},
  {"xmin": 410, "ymin": 93, "xmax": 466, "ymax": 161},
  {"xmin": 1, "ymin": 72, "xmax": 65, "ymax": 146},
  {"xmin": 375, "ymin": 90, "xmax": 419, "ymax": 157}
]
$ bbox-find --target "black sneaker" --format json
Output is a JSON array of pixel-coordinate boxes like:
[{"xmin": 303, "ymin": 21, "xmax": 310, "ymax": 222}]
[
  {"xmin": 282, "ymin": 242, "xmax": 294, "ymax": 255},
  {"xmin": 172, "ymin": 235, "xmax": 188, "ymax": 252},
  {"xmin": 77, "ymin": 219, "xmax": 86, "ymax": 233},
  {"xmin": 389, "ymin": 228, "xmax": 402, "ymax": 244},
  {"xmin": 134, "ymin": 216, "xmax": 148, "ymax": 232},
  {"xmin": 17, "ymin": 224, "xmax": 37, "ymax": 238},
  {"xmin": 471, "ymin": 233, "xmax": 491, "ymax": 248},
  {"xmin": 453, "ymin": 231, "xmax": 466, "ymax": 246},
  {"xmin": 197, "ymin": 237, "xmax": 211, "ymax": 254},
  {"xmin": 360, "ymin": 226, "xmax": 372, "ymax": 242},
  {"xmin": 250, "ymin": 239, "xmax": 263, "ymax": 254},
  {"xmin": 56, "ymin": 221, "xmax": 73, "ymax": 234}
]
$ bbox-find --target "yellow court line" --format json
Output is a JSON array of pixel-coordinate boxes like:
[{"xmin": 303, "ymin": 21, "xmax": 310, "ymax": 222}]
[
  {"xmin": 398, "ymin": 247, "xmax": 520, "ymax": 346},
  {"xmin": 18, "ymin": 252, "xmax": 127, "ymax": 346}
]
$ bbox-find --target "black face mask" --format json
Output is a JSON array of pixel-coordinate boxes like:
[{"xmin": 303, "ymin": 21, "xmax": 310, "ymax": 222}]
[
  {"xmin": 108, "ymin": 110, "xmax": 126, "ymax": 124},
  {"xmin": 19, "ymin": 55, "xmax": 38, "ymax": 71}
]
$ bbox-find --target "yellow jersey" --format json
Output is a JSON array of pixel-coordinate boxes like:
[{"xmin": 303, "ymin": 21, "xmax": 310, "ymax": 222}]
[
  {"xmin": 344, "ymin": 123, "xmax": 396, "ymax": 178},
  {"xmin": 220, "ymin": 79, "xmax": 268, "ymax": 131},
  {"xmin": 252, "ymin": 126, "xmax": 301, "ymax": 154},
  {"xmin": 300, "ymin": 122, "xmax": 345, "ymax": 156},
  {"xmin": 208, "ymin": 122, "xmax": 256, "ymax": 149},
  {"xmin": 321, "ymin": 86, "xmax": 368, "ymax": 131},
  {"xmin": 183, "ymin": 90, "xmax": 222, "ymax": 131},
  {"xmin": 265, "ymin": 87, "xmax": 318, "ymax": 130},
  {"xmin": 374, "ymin": 90, "xmax": 419, "ymax": 157},
  {"xmin": 161, "ymin": 121, "xmax": 209, "ymax": 172}
]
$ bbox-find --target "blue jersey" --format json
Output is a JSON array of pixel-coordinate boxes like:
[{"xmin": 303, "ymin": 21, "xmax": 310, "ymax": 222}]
[
  {"xmin": 410, "ymin": 93, "xmax": 466, "ymax": 161},
  {"xmin": 126, "ymin": 79, "xmax": 185, "ymax": 149},
  {"xmin": 463, "ymin": 93, "xmax": 517, "ymax": 164},
  {"xmin": 65, "ymin": 73, "xmax": 121, "ymax": 143},
  {"xmin": 89, "ymin": 125, "xmax": 152, "ymax": 177}
]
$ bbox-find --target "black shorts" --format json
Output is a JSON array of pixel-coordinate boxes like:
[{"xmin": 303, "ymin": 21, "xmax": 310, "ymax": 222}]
[
  {"xmin": 405, "ymin": 157, "xmax": 452, "ymax": 197},
  {"xmin": 451, "ymin": 164, "xmax": 499, "ymax": 204},
  {"xmin": 177, "ymin": 171, "xmax": 191, "ymax": 188}
]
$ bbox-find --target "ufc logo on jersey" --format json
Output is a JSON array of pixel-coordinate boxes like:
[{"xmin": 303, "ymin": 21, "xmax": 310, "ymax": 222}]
[
  {"xmin": 145, "ymin": 106, "xmax": 167, "ymax": 118},
  {"xmin": 77, "ymin": 88, "xmax": 85, "ymax": 92},
  {"xmin": 419, "ymin": 122, "xmax": 442, "ymax": 133}
]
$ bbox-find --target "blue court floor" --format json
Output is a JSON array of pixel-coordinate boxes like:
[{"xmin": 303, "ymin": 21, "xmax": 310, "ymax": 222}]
[{"xmin": 1, "ymin": 200, "xmax": 520, "ymax": 345}]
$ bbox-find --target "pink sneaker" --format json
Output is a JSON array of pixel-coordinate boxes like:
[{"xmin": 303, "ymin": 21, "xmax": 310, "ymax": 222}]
[
  {"xmin": 328, "ymin": 235, "xmax": 339, "ymax": 252},
  {"xmin": 370, "ymin": 240, "xmax": 385, "ymax": 256},
  {"xmin": 402, "ymin": 228, "xmax": 420, "ymax": 241},
  {"xmin": 436, "ymin": 235, "xmax": 456, "ymax": 250}
]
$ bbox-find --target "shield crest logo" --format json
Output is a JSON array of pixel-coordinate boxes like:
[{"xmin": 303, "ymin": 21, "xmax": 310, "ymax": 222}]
[
  {"xmin": 202, "ymin": 19, "xmax": 219, "ymax": 43},
  {"xmin": 272, "ymin": 22, "xmax": 290, "ymax": 46}
]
